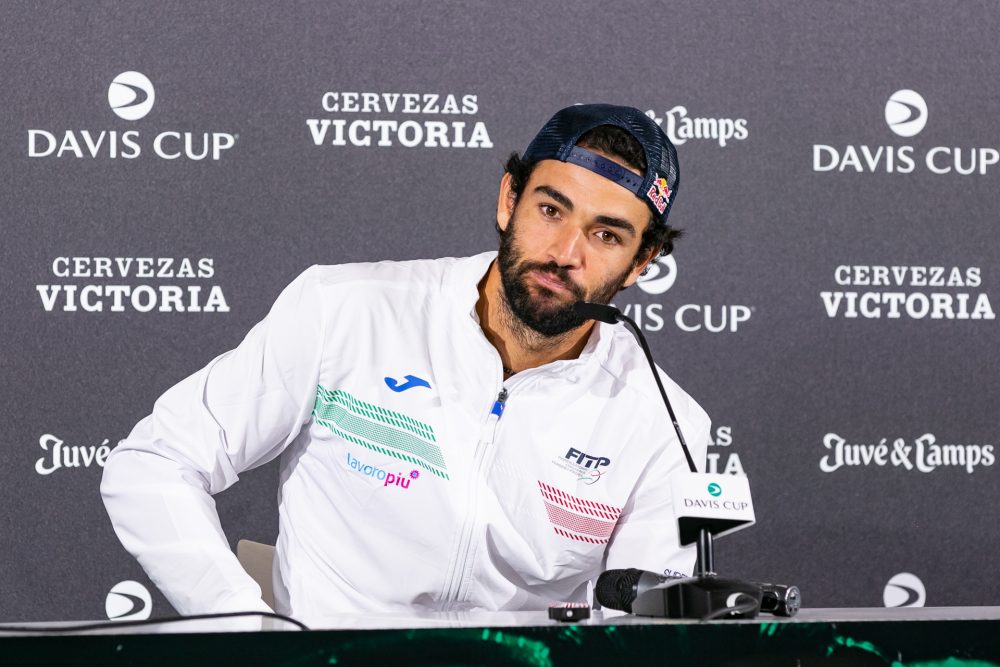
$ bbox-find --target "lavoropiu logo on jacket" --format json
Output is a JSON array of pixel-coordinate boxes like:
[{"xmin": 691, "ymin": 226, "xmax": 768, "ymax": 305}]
[
  {"xmin": 813, "ymin": 89, "xmax": 1000, "ymax": 175},
  {"xmin": 346, "ymin": 450, "xmax": 421, "ymax": 489},
  {"xmin": 27, "ymin": 71, "xmax": 238, "ymax": 160},
  {"xmin": 106, "ymin": 580, "xmax": 152, "ymax": 620}
]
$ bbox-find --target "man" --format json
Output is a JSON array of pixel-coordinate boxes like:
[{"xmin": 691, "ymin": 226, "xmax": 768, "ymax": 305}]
[{"xmin": 101, "ymin": 104, "xmax": 710, "ymax": 623}]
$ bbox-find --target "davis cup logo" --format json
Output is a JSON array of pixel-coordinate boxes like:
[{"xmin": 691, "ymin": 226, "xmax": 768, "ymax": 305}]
[
  {"xmin": 883, "ymin": 572, "xmax": 925, "ymax": 608},
  {"xmin": 815, "ymin": 89, "xmax": 999, "ymax": 175},
  {"xmin": 29, "ymin": 73, "xmax": 236, "ymax": 161},
  {"xmin": 636, "ymin": 255, "xmax": 677, "ymax": 295},
  {"xmin": 884, "ymin": 90, "xmax": 927, "ymax": 138},
  {"xmin": 105, "ymin": 580, "xmax": 152, "ymax": 620},
  {"xmin": 108, "ymin": 71, "xmax": 155, "ymax": 121}
]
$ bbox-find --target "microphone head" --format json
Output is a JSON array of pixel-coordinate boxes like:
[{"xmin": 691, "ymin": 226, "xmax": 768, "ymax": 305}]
[
  {"xmin": 595, "ymin": 568, "xmax": 644, "ymax": 612},
  {"xmin": 573, "ymin": 301, "xmax": 621, "ymax": 325}
]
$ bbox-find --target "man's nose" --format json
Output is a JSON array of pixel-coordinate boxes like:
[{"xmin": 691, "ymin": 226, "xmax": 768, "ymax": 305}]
[{"xmin": 547, "ymin": 224, "xmax": 584, "ymax": 268}]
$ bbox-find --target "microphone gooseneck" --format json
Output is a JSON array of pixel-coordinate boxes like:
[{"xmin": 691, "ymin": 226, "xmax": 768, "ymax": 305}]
[
  {"xmin": 572, "ymin": 301, "xmax": 698, "ymax": 473},
  {"xmin": 574, "ymin": 304, "xmax": 793, "ymax": 621}
]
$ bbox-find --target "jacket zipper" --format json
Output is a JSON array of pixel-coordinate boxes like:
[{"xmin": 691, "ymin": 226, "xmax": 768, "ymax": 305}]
[{"xmin": 442, "ymin": 386, "xmax": 508, "ymax": 606}]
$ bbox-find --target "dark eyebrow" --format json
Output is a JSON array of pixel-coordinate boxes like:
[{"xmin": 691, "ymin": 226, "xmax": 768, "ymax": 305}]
[
  {"xmin": 533, "ymin": 184, "xmax": 638, "ymax": 239},
  {"xmin": 594, "ymin": 215, "xmax": 637, "ymax": 239},
  {"xmin": 533, "ymin": 185, "xmax": 574, "ymax": 211}
]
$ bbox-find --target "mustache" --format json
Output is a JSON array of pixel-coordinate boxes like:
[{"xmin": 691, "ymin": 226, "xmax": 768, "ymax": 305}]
[{"xmin": 517, "ymin": 261, "xmax": 584, "ymax": 297}]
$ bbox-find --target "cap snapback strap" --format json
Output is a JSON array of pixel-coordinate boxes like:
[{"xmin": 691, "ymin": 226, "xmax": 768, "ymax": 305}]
[{"xmin": 563, "ymin": 146, "xmax": 644, "ymax": 196}]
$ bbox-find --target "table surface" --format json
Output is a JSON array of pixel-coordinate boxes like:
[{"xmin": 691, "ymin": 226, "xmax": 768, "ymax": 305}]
[{"xmin": 4, "ymin": 606, "xmax": 1000, "ymax": 635}]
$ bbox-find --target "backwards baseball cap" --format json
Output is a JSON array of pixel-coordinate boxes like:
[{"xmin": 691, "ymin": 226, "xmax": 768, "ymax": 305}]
[{"xmin": 522, "ymin": 104, "xmax": 680, "ymax": 225}]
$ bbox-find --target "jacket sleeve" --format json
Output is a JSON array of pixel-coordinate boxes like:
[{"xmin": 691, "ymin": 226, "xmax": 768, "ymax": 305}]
[
  {"xmin": 101, "ymin": 266, "xmax": 325, "ymax": 615},
  {"xmin": 604, "ymin": 390, "xmax": 711, "ymax": 579}
]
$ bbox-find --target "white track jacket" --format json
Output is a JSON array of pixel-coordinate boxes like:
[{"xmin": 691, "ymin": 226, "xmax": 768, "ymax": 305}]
[{"xmin": 101, "ymin": 252, "xmax": 710, "ymax": 623}]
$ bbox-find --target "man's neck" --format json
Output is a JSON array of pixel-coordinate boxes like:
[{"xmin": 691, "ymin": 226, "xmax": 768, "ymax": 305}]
[{"xmin": 475, "ymin": 260, "xmax": 594, "ymax": 375}]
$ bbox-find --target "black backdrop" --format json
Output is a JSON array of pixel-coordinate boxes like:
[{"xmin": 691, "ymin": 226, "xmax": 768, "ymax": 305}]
[{"xmin": 3, "ymin": 1, "xmax": 999, "ymax": 621}]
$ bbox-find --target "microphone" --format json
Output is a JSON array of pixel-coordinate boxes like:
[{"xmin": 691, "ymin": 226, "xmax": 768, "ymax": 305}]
[
  {"xmin": 572, "ymin": 301, "xmax": 620, "ymax": 325},
  {"xmin": 756, "ymin": 582, "xmax": 802, "ymax": 617},
  {"xmin": 594, "ymin": 568, "xmax": 673, "ymax": 613},
  {"xmin": 596, "ymin": 569, "xmax": 800, "ymax": 618},
  {"xmin": 572, "ymin": 301, "xmax": 697, "ymax": 473}
]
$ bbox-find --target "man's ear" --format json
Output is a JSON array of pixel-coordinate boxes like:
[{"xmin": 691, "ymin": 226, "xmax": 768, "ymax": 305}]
[
  {"xmin": 496, "ymin": 172, "xmax": 516, "ymax": 232},
  {"xmin": 623, "ymin": 246, "xmax": 663, "ymax": 288}
]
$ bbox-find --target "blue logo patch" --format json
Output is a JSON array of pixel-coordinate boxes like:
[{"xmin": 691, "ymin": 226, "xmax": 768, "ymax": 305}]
[{"xmin": 384, "ymin": 374, "xmax": 431, "ymax": 392}]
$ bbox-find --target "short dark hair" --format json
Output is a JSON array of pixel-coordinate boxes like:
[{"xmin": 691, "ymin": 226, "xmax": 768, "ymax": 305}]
[{"xmin": 501, "ymin": 125, "xmax": 683, "ymax": 266}]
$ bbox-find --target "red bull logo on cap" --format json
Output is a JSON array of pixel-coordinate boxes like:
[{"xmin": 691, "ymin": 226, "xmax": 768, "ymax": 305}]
[{"xmin": 646, "ymin": 176, "xmax": 671, "ymax": 214}]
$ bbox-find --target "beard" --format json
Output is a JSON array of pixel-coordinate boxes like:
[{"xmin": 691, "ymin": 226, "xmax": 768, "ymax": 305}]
[{"xmin": 497, "ymin": 213, "xmax": 636, "ymax": 338}]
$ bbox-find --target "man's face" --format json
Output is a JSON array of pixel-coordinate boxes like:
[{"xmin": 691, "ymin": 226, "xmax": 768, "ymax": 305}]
[{"xmin": 496, "ymin": 157, "xmax": 656, "ymax": 337}]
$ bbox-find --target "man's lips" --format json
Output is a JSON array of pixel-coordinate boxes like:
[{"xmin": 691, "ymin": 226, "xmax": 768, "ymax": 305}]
[{"xmin": 529, "ymin": 269, "xmax": 574, "ymax": 295}]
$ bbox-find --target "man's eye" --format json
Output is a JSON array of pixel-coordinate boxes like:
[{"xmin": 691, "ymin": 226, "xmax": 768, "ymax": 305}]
[
  {"xmin": 540, "ymin": 204, "xmax": 559, "ymax": 218},
  {"xmin": 597, "ymin": 230, "xmax": 621, "ymax": 245}
]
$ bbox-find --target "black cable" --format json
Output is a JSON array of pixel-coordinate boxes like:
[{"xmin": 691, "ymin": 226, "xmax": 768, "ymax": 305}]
[
  {"xmin": 617, "ymin": 313, "xmax": 698, "ymax": 473},
  {"xmin": 700, "ymin": 594, "xmax": 760, "ymax": 622},
  {"xmin": 0, "ymin": 611, "xmax": 310, "ymax": 633},
  {"xmin": 570, "ymin": 300, "xmax": 697, "ymax": 472}
]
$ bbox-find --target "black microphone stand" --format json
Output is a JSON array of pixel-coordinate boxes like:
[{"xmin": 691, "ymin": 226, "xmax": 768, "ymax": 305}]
[
  {"xmin": 630, "ymin": 526, "xmax": 763, "ymax": 619},
  {"xmin": 574, "ymin": 302, "xmax": 770, "ymax": 620}
]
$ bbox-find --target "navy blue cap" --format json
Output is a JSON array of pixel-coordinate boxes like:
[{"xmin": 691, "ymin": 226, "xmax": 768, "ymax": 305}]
[{"xmin": 522, "ymin": 104, "xmax": 680, "ymax": 225}]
